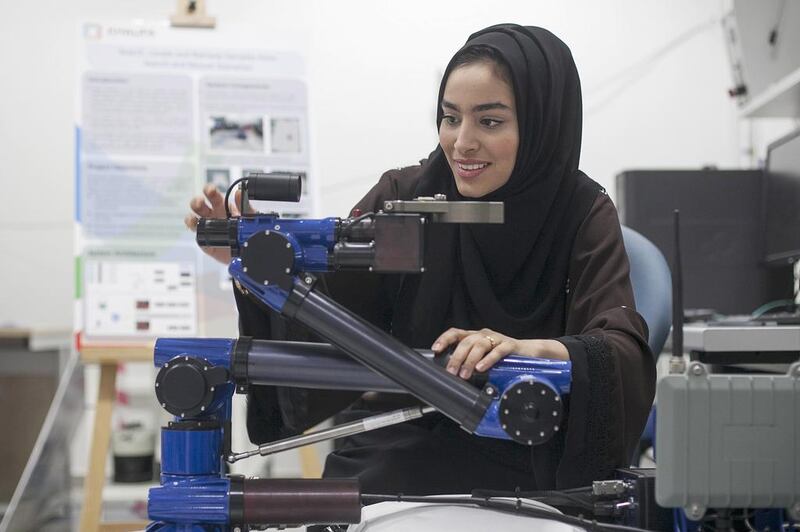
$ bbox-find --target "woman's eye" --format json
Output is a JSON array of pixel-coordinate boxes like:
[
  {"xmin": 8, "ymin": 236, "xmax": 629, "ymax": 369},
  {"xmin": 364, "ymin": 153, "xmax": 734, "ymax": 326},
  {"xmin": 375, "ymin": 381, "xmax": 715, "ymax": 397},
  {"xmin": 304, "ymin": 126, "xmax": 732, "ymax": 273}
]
[
  {"xmin": 481, "ymin": 118, "xmax": 503, "ymax": 128},
  {"xmin": 442, "ymin": 114, "xmax": 459, "ymax": 126}
]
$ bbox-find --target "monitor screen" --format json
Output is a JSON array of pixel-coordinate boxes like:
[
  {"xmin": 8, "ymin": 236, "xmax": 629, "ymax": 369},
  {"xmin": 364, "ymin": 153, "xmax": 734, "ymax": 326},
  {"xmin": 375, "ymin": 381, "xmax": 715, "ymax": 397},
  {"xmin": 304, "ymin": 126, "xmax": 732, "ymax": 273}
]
[{"xmin": 764, "ymin": 129, "xmax": 800, "ymax": 264}]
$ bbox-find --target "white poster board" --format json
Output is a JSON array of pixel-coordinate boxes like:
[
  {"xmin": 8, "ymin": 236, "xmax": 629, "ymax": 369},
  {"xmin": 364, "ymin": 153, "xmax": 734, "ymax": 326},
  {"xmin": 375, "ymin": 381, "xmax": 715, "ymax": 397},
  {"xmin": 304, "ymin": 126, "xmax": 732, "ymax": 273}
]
[{"xmin": 75, "ymin": 20, "xmax": 312, "ymax": 344}]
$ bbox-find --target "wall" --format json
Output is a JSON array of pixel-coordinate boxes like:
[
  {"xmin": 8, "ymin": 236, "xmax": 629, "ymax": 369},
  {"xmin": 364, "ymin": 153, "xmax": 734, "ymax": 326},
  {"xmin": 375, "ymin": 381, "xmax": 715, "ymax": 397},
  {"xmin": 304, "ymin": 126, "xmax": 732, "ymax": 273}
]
[{"xmin": 0, "ymin": 0, "xmax": 741, "ymax": 330}]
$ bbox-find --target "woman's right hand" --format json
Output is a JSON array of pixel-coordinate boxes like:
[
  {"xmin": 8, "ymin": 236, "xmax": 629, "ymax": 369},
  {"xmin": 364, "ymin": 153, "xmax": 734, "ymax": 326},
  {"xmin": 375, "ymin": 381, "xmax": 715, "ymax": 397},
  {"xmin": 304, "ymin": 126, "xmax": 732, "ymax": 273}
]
[{"xmin": 185, "ymin": 184, "xmax": 241, "ymax": 265}]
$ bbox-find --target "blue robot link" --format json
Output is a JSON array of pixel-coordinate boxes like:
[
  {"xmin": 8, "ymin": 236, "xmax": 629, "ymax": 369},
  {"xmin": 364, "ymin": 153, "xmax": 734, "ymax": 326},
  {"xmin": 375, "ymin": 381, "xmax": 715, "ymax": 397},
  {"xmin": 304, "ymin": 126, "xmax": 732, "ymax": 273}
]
[{"xmin": 147, "ymin": 173, "xmax": 572, "ymax": 530}]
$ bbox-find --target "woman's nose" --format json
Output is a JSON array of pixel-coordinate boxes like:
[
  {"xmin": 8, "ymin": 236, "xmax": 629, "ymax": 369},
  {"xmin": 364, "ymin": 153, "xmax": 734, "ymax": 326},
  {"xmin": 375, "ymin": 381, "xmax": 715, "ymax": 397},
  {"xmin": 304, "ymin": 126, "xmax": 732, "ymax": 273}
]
[{"xmin": 453, "ymin": 124, "xmax": 479, "ymax": 154}]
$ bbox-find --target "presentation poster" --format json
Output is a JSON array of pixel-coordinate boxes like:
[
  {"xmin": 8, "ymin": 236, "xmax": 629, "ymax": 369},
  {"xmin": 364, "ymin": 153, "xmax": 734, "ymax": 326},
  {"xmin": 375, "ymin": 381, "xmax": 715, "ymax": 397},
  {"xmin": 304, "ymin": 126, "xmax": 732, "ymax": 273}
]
[{"xmin": 75, "ymin": 21, "xmax": 312, "ymax": 342}]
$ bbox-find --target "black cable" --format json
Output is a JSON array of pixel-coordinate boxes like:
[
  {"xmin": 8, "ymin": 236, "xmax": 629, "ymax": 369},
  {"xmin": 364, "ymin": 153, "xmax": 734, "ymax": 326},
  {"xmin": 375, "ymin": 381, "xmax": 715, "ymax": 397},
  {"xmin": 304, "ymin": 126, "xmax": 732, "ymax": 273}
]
[
  {"xmin": 224, "ymin": 177, "xmax": 248, "ymax": 218},
  {"xmin": 471, "ymin": 487, "xmax": 593, "ymax": 510},
  {"xmin": 361, "ymin": 493, "xmax": 655, "ymax": 532},
  {"xmin": 340, "ymin": 211, "xmax": 375, "ymax": 239}
]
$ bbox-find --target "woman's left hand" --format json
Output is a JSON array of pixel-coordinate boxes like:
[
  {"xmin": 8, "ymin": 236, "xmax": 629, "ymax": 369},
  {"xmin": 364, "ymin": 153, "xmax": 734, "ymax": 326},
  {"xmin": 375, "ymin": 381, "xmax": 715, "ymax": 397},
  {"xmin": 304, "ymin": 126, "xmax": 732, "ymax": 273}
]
[{"xmin": 431, "ymin": 328, "xmax": 569, "ymax": 379}]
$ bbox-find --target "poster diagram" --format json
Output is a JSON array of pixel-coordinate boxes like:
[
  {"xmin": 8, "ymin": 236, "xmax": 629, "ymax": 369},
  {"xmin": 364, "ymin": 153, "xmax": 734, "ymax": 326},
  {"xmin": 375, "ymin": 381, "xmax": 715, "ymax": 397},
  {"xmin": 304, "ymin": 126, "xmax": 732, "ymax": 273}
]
[{"xmin": 76, "ymin": 21, "xmax": 312, "ymax": 341}]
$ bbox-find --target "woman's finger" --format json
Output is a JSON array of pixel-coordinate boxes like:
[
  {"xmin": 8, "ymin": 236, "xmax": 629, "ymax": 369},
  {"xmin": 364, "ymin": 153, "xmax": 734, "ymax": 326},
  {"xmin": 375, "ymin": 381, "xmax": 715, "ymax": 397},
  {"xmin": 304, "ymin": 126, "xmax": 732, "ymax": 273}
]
[
  {"xmin": 447, "ymin": 333, "xmax": 479, "ymax": 375},
  {"xmin": 431, "ymin": 328, "xmax": 469, "ymax": 352},
  {"xmin": 190, "ymin": 196, "xmax": 213, "ymax": 218},
  {"xmin": 475, "ymin": 341, "xmax": 515, "ymax": 372},
  {"xmin": 231, "ymin": 188, "xmax": 243, "ymax": 216},
  {"xmin": 204, "ymin": 184, "xmax": 226, "ymax": 217},
  {"xmin": 459, "ymin": 338, "xmax": 493, "ymax": 379},
  {"xmin": 184, "ymin": 213, "xmax": 199, "ymax": 232}
]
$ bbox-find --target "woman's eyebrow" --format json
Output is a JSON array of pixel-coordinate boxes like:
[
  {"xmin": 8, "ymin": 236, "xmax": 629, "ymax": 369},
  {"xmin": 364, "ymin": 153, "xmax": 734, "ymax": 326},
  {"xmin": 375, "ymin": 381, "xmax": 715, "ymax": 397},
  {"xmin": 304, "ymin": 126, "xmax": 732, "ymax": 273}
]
[{"xmin": 441, "ymin": 100, "xmax": 511, "ymax": 112}]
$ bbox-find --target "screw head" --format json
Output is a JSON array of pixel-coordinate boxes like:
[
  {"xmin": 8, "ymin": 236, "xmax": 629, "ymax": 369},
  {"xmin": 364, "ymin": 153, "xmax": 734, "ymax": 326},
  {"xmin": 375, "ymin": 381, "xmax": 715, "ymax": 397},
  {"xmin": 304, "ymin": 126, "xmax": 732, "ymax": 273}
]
[
  {"xmin": 691, "ymin": 364, "xmax": 704, "ymax": 376},
  {"xmin": 286, "ymin": 243, "xmax": 291, "ymax": 249},
  {"xmin": 274, "ymin": 225, "xmax": 281, "ymax": 230}
]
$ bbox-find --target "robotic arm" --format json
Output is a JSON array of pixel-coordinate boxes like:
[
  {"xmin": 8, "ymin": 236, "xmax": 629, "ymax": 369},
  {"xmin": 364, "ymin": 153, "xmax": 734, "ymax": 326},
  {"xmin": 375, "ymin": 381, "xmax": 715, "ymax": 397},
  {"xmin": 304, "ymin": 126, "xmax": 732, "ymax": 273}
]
[{"xmin": 147, "ymin": 173, "xmax": 572, "ymax": 530}]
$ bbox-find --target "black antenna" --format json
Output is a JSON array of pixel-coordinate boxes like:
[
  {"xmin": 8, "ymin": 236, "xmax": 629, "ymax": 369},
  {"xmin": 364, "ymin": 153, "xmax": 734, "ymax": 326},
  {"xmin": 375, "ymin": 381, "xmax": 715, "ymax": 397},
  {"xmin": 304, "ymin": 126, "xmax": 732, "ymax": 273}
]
[{"xmin": 671, "ymin": 209, "xmax": 684, "ymax": 359}]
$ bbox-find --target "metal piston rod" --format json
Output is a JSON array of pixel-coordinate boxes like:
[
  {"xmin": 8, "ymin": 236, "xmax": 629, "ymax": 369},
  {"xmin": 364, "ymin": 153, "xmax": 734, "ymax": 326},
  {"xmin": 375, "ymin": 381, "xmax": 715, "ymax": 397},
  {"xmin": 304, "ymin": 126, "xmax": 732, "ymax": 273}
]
[{"xmin": 227, "ymin": 405, "xmax": 436, "ymax": 463}]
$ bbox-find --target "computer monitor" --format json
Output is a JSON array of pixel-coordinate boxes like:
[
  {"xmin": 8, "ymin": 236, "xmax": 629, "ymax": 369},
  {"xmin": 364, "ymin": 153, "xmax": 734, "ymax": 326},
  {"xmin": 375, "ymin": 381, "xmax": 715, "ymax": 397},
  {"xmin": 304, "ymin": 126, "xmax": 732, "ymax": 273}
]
[
  {"xmin": 616, "ymin": 169, "xmax": 792, "ymax": 315},
  {"xmin": 763, "ymin": 129, "xmax": 800, "ymax": 265}
]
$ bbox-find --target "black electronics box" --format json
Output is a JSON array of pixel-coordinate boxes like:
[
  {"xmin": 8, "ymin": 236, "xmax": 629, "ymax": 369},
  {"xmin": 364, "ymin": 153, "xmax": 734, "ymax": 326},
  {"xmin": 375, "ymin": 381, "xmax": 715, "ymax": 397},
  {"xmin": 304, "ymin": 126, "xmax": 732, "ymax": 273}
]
[
  {"xmin": 616, "ymin": 169, "xmax": 792, "ymax": 315},
  {"xmin": 616, "ymin": 468, "xmax": 672, "ymax": 532}
]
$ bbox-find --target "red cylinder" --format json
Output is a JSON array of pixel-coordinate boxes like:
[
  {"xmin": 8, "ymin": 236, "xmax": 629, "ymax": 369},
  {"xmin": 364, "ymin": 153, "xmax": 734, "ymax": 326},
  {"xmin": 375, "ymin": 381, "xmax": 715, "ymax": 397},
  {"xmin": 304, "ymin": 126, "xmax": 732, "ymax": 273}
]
[{"xmin": 242, "ymin": 478, "xmax": 361, "ymax": 526}]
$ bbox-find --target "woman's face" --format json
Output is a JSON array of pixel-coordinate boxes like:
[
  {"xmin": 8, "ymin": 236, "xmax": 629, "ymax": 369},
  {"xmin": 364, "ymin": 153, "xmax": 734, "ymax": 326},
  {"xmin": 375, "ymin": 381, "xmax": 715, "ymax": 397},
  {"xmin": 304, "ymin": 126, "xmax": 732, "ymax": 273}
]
[{"xmin": 439, "ymin": 61, "xmax": 519, "ymax": 198}]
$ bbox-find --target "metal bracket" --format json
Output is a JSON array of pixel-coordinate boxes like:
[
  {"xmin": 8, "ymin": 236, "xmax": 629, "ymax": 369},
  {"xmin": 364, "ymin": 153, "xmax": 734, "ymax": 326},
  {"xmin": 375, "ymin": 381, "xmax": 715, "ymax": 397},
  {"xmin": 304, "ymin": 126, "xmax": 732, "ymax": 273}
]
[{"xmin": 383, "ymin": 197, "xmax": 504, "ymax": 224}]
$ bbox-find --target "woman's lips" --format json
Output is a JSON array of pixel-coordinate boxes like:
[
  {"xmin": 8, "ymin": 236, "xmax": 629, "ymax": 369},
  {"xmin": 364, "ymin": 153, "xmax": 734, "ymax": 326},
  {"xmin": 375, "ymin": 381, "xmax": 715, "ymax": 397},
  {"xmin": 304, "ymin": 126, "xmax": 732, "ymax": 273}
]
[{"xmin": 454, "ymin": 160, "xmax": 490, "ymax": 179}]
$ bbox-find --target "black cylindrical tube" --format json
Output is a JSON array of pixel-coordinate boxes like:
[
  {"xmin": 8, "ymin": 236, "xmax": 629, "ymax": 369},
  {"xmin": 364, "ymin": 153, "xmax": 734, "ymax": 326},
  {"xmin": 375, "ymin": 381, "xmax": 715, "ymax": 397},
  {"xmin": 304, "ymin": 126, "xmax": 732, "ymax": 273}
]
[
  {"xmin": 196, "ymin": 218, "xmax": 237, "ymax": 247},
  {"xmin": 247, "ymin": 173, "xmax": 302, "ymax": 202},
  {"xmin": 242, "ymin": 478, "xmax": 360, "ymax": 525},
  {"xmin": 332, "ymin": 242, "xmax": 376, "ymax": 269},
  {"xmin": 246, "ymin": 340, "xmax": 405, "ymax": 392},
  {"xmin": 283, "ymin": 286, "xmax": 489, "ymax": 432}
]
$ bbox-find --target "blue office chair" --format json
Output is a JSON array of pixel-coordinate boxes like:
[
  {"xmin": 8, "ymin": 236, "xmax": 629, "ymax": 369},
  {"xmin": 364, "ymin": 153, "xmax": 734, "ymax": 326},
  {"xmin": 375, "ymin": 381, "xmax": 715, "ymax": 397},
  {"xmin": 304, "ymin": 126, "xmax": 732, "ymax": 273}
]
[
  {"xmin": 621, "ymin": 226, "xmax": 672, "ymax": 356},
  {"xmin": 621, "ymin": 226, "xmax": 672, "ymax": 464}
]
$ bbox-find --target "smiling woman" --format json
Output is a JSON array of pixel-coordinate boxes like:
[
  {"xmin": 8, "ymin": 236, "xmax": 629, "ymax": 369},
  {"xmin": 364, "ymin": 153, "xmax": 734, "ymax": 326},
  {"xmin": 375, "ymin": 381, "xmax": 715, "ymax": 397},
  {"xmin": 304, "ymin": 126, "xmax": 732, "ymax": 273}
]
[
  {"xmin": 202, "ymin": 23, "xmax": 657, "ymax": 496},
  {"xmin": 439, "ymin": 54, "xmax": 519, "ymax": 198}
]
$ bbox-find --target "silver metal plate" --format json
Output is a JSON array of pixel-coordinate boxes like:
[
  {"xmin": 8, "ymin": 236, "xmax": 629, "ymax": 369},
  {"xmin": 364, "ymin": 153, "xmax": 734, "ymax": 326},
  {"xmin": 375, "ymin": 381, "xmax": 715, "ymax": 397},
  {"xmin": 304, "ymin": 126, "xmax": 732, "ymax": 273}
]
[{"xmin": 383, "ymin": 198, "xmax": 504, "ymax": 224}]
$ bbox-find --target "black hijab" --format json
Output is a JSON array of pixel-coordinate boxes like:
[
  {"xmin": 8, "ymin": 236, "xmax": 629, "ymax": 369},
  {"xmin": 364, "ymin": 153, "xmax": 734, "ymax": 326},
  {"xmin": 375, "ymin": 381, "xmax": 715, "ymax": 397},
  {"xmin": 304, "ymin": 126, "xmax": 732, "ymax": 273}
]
[{"xmin": 393, "ymin": 24, "xmax": 602, "ymax": 347}]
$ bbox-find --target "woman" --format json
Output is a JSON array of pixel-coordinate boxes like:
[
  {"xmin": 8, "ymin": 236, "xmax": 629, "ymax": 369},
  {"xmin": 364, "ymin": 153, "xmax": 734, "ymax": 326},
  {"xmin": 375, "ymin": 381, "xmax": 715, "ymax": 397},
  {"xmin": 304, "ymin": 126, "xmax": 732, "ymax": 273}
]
[{"xmin": 187, "ymin": 23, "xmax": 655, "ymax": 493}]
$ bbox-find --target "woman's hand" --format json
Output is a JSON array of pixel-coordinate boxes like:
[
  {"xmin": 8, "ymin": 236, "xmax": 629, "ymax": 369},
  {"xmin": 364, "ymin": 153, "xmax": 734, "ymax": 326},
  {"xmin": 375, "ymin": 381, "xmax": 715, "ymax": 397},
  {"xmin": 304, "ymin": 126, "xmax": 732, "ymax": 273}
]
[
  {"xmin": 184, "ymin": 184, "xmax": 241, "ymax": 265},
  {"xmin": 431, "ymin": 328, "xmax": 569, "ymax": 379}
]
